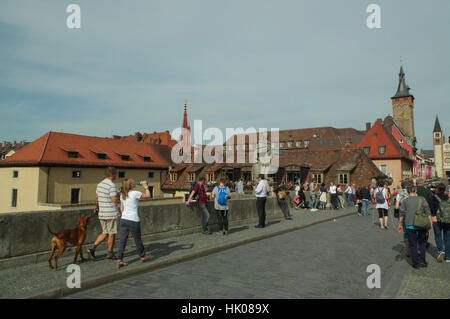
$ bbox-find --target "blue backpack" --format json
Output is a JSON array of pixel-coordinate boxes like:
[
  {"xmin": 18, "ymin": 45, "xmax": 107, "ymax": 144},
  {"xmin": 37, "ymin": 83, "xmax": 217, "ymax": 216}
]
[
  {"xmin": 218, "ymin": 186, "xmax": 228, "ymax": 206},
  {"xmin": 375, "ymin": 188, "xmax": 385, "ymax": 204}
]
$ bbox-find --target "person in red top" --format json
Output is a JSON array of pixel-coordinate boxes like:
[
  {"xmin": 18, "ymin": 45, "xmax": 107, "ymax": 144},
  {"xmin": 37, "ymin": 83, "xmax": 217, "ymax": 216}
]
[{"xmin": 186, "ymin": 176, "xmax": 211, "ymax": 234}]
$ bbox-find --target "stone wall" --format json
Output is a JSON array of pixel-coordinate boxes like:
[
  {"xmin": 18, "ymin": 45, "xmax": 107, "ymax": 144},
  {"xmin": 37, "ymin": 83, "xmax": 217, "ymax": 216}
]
[{"xmin": 0, "ymin": 197, "xmax": 282, "ymax": 260}]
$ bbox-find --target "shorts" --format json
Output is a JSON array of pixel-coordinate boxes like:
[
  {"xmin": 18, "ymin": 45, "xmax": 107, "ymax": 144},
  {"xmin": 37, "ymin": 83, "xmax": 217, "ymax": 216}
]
[
  {"xmin": 377, "ymin": 208, "xmax": 388, "ymax": 218},
  {"xmin": 100, "ymin": 218, "xmax": 118, "ymax": 234}
]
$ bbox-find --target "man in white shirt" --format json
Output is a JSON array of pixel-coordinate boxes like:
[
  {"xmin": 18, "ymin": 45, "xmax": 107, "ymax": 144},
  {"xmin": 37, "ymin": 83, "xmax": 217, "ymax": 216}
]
[
  {"xmin": 88, "ymin": 167, "xmax": 120, "ymax": 260},
  {"xmin": 253, "ymin": 174, "xmax": 268, "ymax": 228},
  {"xmin": 329, "ymin": 182, "xmax": 338, "ymax": 210}
]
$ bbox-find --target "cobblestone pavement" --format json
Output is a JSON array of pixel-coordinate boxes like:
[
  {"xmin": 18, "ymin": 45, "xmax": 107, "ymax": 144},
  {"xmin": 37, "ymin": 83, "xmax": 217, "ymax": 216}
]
[
  {"xmin": 66, "ymin": 209, "xmax": 450, "ymax": 299},
  {"xmin": 0, "ymin": 207, "xmax": 353, "ymax": 299}
]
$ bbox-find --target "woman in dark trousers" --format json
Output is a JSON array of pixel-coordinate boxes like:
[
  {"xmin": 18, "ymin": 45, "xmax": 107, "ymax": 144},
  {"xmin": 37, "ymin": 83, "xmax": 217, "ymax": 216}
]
[
  {"xmin": 116, "ymin": 179, "xmax": 152, "ymax": 268},
  {"xmin": 211, "ymin": 178, "xmax": 232, "ymax": 235}
]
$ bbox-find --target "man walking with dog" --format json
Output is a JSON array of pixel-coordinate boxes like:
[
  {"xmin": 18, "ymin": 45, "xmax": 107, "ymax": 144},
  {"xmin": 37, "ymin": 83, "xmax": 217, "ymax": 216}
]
[{"xmin": 88, "ymin": 167, "xmax": 120, "ymax": 260}]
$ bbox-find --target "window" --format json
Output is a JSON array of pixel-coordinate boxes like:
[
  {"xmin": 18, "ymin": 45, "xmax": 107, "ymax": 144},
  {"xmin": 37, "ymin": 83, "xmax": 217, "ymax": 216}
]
[
  {"xmin": 378, "ymin": 146, "xmax": 386, "ymax": 155},
  {"xmin": 380, "ymin": 165, "xmax": 388, "ymax": 175},
  {"xmin": 287, "ymin": 141, "xmax": 293, "ymax": 148},
  {"xmin": 68, "ymin": 151, "xmax": 79, "ymax": 158},
  {"xmin": 143, "ymin": 156, "xmax": 151, "ymax": 162},
  {"xmin": 11, "ymin": 189, "xmax": 17, "ymax": 207},
  {"xmin": 188, "ymin": 173, "xmax": 195, "ymax": 182},
  {"xmin": 121, "ymin": 155, "xmax": 130, "ymax": 161},
  {"xmin": 339, "ymin": 174, "xmax": 349, "ymax": 185},
  {"xmin": 363, "ymin": 146, "xmax": 370, "ymax": 155},
  {"xmin": 280, "ymin": 142, "xmax": 285, "ymax": 148},
  {"xmin": 296, "ymin": 141, "xmax": 302, "ymax": 147},
  {"xmin": 207, "ymin": 173, "xmax": 215, "ymax": 182},
  {"xmin": 12, "ymin": 170, "xmax": 18, "ymax": 178},
  {"xmin": 148, "ymin": 172, "xmax": 154, "ymax": 179},
  {"xmin": 304, "ymin": 140, "xmax": 310, "ymax": 148},
  {"xmin": 243, "ymin": 171, "xmax": 252, "ymax": 181},
  {"xmin": 170, "ymin": 173, "xmax": 177, "ymax": 182},
  {"xmin": 118, "ymin": 171, "xmax": 126, "ymax": 179},
  {"xmin": 71, "ymin": 188, "xmax": 80, "ymax": 204},
  {"xmin": 72, "ymin": 170, "xmax": 81, "ymax": 179},
  {"xmin": 312, "ymin": 174, "xmax": 323, "ymax": 184},
  {"xmin": 97, "ymin": 153, "xmax": 107, "ymax": 160}
]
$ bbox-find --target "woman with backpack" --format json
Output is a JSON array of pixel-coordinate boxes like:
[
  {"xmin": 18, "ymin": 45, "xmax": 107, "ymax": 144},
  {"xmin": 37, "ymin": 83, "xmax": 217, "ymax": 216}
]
[
  {"xmin": 116, "ymin": 179, "xmax": 152, "ymax": 268},
  {"xmin": 374, "ymin": 182, "xmax": 390, "ymax": 229},
  {"xmin": 211, "ymin": 178, "xmax": 232, "ymax": 235}
]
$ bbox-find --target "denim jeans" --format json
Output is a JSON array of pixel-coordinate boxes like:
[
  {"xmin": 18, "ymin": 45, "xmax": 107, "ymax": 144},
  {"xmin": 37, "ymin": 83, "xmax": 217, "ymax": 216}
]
[
  {"xmin": 361, "ymin": 199, "xmax": 370, "ymax": 216},
  {"xmin": 117, "ymin": 219, "xmax": 145, "ymax": 260},
  {"xmin": 310, "ymin": 193, "xmax": 316, "ymax": 209},
  {"xmin": 347, "ymin": 194, "xmax": 353, "ymax": 207},
  {"xmin": 338, "ymin": 195, "xmax": 345, "ymax": 208},
  {"xmin": 406, "ymin": 228, "xmax": 427, "ymax": 264},
  {"xmin": 198, "ymin": 204, "xmax": 210, "ymax": 232},
  {"xmin": 433, "ymin": 221, "xmax": 450, "ymax": 259}
]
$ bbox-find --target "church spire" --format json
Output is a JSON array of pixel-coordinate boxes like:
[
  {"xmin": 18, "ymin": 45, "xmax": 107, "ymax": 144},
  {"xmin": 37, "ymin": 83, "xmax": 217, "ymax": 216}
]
[
  {"xmin": 393, "ymin": 65, "xmax": 412, "ymax": 98},
  {"xmin": 182, "ymin": 99, "xmax": 190, "ymax": 131},
  {"xmin": 434, "ymin": 115, "xmax": 442, "ymax": 133}
]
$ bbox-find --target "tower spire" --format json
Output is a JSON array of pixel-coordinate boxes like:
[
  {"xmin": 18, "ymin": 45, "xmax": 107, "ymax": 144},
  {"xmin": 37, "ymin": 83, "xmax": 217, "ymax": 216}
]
[
  {"xmin": 393, "ymin": 65, "xmax": 412, "ymax": 98},
  {"xmin": 434, "ymin": 115, "xmax": 442, "ymax": 133},
  {"xmin": 182, "ymin": 99, "xmax": 190, "ymax": 131}
]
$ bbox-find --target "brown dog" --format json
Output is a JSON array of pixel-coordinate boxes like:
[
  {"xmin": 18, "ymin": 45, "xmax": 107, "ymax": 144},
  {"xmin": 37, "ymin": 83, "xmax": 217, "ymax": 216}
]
[{"xmin": 47, "ymin": 215, "xmax": 92, "ymax": 270}]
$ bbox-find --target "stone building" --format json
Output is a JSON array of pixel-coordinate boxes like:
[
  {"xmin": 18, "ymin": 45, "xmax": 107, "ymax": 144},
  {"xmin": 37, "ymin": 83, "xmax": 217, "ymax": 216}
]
[
  {"xmin": 0, "ymin": 132, "xmax": 173, "ymax": 213},
  {"xmin": 433, "ymin": 115, "xmax": 450, "ymax": 180}
]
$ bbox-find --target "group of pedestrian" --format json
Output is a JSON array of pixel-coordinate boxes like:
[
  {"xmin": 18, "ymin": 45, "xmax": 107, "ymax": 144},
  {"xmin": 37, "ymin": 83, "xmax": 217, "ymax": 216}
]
[
  {"xmin": 88, "ymin": 167, "xmax": 151, "ymax": 269},
  {"xmin": 395, "ymin": 180, "xmax": 450, "ymax": 268}
]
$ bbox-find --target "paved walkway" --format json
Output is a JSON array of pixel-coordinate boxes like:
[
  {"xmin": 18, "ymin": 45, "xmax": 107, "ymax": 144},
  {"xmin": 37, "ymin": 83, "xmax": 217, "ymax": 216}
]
[
  {"xmin": 66, "ymin": 211, "xmax": 450, "ymax": 299},
  {"xmin": 0, "ymin": 207, "xmax": 353, "ymax": 299},
  {"xmin": 2, "ymin": 205, "xmax": 448, "ymax": 299}
]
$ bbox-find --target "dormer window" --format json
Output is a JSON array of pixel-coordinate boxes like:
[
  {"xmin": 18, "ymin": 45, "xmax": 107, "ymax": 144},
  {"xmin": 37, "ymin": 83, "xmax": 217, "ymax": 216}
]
[
  {"xmin": 121, "ymin": 155, "xmax": 130, "ymax": 161},
  {"xmin": 62, "ymin": 148, "xmax": 80, "ymax": 159},
  {"xmin": 91, "ymin": 150, "xmax": 107, "ymax": 160},
  {"xmin": 68, "ymin": 152, "xmax": 79, "ymax": 158},
  {"xmin": 170, "ymin": 172, "xmax": 177, "ymax": 182},
  {"xmin": 143, "ymin": 156, "xmax": 151, "ymax": 162}
]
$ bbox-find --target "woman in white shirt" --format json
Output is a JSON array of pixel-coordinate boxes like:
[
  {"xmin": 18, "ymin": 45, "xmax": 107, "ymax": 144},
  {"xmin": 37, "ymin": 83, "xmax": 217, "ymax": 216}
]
[{"xmin": 116, "ymin": 179, "xmax": 152, "ymax": 268}]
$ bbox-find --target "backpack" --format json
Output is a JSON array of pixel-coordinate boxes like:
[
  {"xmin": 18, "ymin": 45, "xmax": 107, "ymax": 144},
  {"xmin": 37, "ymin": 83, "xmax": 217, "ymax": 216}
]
[
  {"xmin": 217, "ymin": 186, "xmax": 228, "ymax": 206},
  {"xmin": 435, "ymin": 195, "xmax": 450, "ymax": 224},
  {"xmin": 189, "ymin": 182, "xmax": 198, "ymax": 200},
  {"xmin": 375, "ymin": 188, "xmax": 386, "ymax": 204},
  {"xmin": 413, "ymin": 197, "xmax": 431, "ymax": 229}
]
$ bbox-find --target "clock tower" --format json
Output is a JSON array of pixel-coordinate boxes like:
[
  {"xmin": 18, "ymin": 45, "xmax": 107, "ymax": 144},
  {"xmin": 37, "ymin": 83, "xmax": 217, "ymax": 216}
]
[
  {"xmin": 391, "ymin": 66, "xmax": 415, "ymax": 145},
  {"xmin": 433, "ymin": 115, "xmax": 444, "ymax": 178}
]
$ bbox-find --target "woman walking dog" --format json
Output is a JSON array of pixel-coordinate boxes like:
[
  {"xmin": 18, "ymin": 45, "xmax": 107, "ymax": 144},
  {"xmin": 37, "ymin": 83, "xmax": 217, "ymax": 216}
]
[{"xmin": 116, "ymin": 179, "xmax": 152, "ymax": 268}]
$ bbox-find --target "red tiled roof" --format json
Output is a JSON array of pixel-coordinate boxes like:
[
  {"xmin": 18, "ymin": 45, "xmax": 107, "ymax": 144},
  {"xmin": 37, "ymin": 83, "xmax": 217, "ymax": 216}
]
[
  {"xmin": 119, "ymin": 131, "xmax": 178, "ymax": 148},
  {"xmin": 358, "ymin": 120, "xmax": 411, "ymax": 160},
  {"xmin": 0, "ymin": 132, "xmax": 173, "ymax": 168}
]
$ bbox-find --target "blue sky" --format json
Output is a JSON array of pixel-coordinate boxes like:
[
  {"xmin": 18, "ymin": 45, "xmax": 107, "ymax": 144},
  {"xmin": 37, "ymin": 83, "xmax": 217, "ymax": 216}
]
[{"xmin": 0, "ymin": 0, "xmax": 449, "ymax": 149}]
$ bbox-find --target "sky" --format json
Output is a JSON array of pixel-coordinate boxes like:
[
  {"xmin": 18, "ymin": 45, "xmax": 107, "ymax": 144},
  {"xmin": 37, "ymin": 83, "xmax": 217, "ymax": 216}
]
[{"xmin": 0, "ymin": 0, "xmax": 449, "ymax": 150}]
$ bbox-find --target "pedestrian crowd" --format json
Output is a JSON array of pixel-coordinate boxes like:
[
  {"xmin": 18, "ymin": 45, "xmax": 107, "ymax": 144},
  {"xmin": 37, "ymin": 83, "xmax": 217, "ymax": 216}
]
[{"xmin": 86, "ymin": 167, "xmax": 449, "ymax": 270}]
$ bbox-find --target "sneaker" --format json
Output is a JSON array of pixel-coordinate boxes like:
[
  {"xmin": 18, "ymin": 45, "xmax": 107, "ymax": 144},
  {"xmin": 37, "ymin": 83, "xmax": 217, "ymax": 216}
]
[
  {"xmin": 412, "ymin": 263, "xmax": 420, "ymax": 269},
  {"xmin": 140, "ymin": 254, "xmax": 152, "ymax": 262},
  {"xmin": 437, "ymin": 252, "xmax": 445, "ymax": 263},
  {"xmin": 418, "ymin": 259, "xmax": 428, "ymax": 268},
  {"xmin": 87, "ymin": 248, "xmax": 96, "ymax": 260}
]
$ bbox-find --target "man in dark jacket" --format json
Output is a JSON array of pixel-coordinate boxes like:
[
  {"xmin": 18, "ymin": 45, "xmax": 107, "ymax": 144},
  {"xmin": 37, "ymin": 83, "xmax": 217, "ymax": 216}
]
[
  {"xmin": 429, "ymin": 184, "xmax": 450, "ymax": 263},
  {"xmin": 359, "ymin": 185, "xmax": 371, "ymax": 216}
]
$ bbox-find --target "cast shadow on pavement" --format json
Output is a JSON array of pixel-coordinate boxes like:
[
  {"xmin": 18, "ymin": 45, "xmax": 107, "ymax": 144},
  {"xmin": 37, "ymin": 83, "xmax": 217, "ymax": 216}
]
[{"xmin": 125, "ymin": 241, "xmax": 195, "ymax": 265}]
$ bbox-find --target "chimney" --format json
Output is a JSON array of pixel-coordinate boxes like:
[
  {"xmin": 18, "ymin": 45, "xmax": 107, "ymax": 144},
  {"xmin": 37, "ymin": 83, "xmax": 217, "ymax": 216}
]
[
  {"xmin": 366, "ymin": 122, "xmax": 371, "ymax": 131},
  {"xmin": 134, "ymin": 132, "xmax": 142, "ymax": 142}
]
